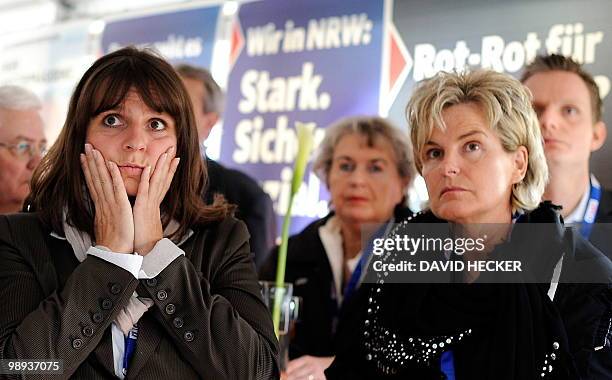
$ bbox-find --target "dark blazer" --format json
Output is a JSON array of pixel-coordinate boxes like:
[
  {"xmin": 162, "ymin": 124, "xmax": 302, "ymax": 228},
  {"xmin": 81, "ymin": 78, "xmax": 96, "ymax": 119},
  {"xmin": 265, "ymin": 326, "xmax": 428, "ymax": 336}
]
[
  {"xmin": 260, "ymin": 215, "xmax": 335, "ymax": 359},
  {"xmin": 259, "ymin": 207, "xmax": 413, "ymax": 360},
  {"xmin": 326, "ymin": 205, "xmax": 612, "ymax": 380},
  {"xmin": 205, "ymin": 157, "xmax": 277, "ymax": 269},
  {"xmin": 554, "ymin": 229, "xmax": 612, "ymax": 380},
  {"xmin": 591, "ymin": 188, "xmax": 612, "ymax": 260},
  {"xmin": 0, "ymin": 213, "xmax": 279, "ymax": 379},
  {"xmin": 584, "ymin": 188, "xmax": 612, "ymax": 379},
  {"xmin": 595, "ymin": 189, "xmax": 612, "ymax": 223}
]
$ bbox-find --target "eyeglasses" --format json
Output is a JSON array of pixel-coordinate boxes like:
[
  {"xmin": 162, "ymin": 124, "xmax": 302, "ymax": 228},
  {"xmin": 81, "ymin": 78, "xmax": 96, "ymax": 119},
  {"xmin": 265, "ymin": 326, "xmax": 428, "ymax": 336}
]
[{"xmin": 0, "ymin": 140, "xmax": 48, "ymax": 160}]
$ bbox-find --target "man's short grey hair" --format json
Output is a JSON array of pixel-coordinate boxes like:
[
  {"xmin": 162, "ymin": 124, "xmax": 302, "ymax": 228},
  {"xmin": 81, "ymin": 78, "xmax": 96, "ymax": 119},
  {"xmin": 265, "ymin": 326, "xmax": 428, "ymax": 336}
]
[
  {"xmin": 0, "ymin": 85, "xmax": 42, "ymax": 111},
  {"xmin": 175, "ymin": 64, "xmax": 224, "ymax": 115},
  {"xmin": 313, "ymin": 116, "xmax": 416, "ymax": 186}
]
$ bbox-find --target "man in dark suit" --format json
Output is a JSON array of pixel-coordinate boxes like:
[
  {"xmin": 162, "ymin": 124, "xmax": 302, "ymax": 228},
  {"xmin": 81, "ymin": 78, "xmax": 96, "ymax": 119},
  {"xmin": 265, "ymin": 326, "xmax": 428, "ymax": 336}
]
[
  {"xmin": 176, "ymin": 65, "xmax": 276, "ymax": 269},
  {"xmin": 522, "ymin": 55, "xmax": 611, "ymax": 256},
  {"xmin": 522, "ymin": 54, "xmax": 611, "ymax": 380}
]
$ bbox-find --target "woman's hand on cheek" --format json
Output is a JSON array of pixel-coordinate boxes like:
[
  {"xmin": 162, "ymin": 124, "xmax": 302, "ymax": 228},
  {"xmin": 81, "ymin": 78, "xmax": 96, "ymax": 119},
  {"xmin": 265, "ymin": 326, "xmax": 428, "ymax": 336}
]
[
  {"xmin": 133, "ymin": 146, "xmax": 180, "ymax": 255},
  {"xmin": 80, "ymin": 143, "xmax": 134, "ymax": 253}
]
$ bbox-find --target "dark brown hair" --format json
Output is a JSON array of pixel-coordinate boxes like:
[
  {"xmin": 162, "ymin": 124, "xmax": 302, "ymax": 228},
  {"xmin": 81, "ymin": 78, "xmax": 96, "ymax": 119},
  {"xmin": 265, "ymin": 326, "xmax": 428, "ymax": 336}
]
[
  {"xmin": 521, "ymin": 54, "xmax": 603, "ymax": 122},
  {"xmin": 28, "ymin": 47, "xmax": 232, "ymax": 240}
]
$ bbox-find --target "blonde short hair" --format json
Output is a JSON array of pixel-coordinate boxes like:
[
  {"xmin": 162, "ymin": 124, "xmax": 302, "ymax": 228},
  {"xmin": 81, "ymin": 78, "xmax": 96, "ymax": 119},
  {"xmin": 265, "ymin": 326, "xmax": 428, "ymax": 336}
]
[{"xmin": 406, "ymin": 70, "xmax": 548, "ymax": 213}]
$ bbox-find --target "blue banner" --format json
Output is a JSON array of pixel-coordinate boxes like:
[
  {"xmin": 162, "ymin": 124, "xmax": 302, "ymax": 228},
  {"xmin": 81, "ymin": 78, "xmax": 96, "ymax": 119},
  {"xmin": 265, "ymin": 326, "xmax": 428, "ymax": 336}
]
[
  {"xmin": 101, "ymin": 6, "xmax": 220, "ymax": 67},
  {"xmin": 221, "ymin": 0, "xmax": 387, "ymax": 235}
]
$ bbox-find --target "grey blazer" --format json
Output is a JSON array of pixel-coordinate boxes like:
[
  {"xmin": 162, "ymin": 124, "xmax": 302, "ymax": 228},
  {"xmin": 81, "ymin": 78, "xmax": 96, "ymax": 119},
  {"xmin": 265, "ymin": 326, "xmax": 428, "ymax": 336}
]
[{"xmin": 0, "ymin": 212, "xmax": 279, "ymax": 379}]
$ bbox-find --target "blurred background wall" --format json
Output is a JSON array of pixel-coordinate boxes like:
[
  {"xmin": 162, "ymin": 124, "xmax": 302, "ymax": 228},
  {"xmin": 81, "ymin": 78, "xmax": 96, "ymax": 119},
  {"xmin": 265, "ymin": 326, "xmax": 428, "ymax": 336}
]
[{"xmin": 1, "ymin": 0, "xmax": 610, "ymax": 235}]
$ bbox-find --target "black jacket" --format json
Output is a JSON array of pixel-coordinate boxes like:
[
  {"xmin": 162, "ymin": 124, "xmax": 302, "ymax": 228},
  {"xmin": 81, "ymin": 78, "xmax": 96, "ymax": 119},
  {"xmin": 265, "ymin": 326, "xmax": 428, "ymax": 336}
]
[
  {"xmin": 260, "ymin": 215, "xmax": 336, "ymax": 359},
  {"xmin": 595, "ymin": 189, "xmax": 612, "ymax": 223},
  {"xmin": 580, "ymin": 188, "xmax": 612, "ymax": 378},
  {"xmin": 205, "ymin": 157, "xmax": 277, "ymax": 269},
  {"xmin": 326, "ymin": 203, "xmax": 612, "ymax": 380},
  {"xmin": 591, "ymin": 189, "xmax": 612, "ymax": 260},
  {"xmin": 259, "ymin": 207, "xmax": 412, "ymax": 359}
]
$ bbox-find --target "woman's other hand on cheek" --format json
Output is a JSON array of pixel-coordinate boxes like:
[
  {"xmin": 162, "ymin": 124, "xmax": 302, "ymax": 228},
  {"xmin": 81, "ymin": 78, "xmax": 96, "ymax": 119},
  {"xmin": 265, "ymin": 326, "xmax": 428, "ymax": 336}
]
[
  {"xmin": 133, "ymin": 146, "xmax": 180, "ymax": 255},
  {"xmin": 81, "ymin": 143, "xmax": 134, "ymax": 253}
]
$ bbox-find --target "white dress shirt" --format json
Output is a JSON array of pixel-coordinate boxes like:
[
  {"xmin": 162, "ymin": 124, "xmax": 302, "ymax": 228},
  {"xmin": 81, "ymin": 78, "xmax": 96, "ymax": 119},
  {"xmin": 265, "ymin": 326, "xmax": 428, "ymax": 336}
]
[{"xmin": 564, "ymin": 181, "xmax": 591, "ymax": 224}]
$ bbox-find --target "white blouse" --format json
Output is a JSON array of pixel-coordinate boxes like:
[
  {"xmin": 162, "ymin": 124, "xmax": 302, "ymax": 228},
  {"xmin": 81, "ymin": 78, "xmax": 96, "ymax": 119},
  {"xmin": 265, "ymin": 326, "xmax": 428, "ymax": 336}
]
[{"xmin": 318, "ymin": 216, "xmax": 362, "ymax": 306}]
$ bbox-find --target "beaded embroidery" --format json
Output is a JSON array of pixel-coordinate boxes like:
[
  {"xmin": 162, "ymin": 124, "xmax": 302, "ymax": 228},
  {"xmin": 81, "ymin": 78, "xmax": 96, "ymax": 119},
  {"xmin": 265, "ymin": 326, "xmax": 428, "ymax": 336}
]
[
  {"xmin": 362, "ymin": 212, "xmax": 562, "ymax": 377},
  {"xmin": 538, "ymin": 342, "xmax": 560, "ymax": 378},
  {"xmin": 362, "ymin": 212, "xmax": 473, "ymax": 374}
]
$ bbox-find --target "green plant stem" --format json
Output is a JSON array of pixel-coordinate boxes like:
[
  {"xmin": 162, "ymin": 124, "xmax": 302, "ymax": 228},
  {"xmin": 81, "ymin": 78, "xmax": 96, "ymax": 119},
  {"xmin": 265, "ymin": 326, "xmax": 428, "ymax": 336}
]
[{"xmin": 272, "ymin": 196, "xmax": 294, "ymax": 337}]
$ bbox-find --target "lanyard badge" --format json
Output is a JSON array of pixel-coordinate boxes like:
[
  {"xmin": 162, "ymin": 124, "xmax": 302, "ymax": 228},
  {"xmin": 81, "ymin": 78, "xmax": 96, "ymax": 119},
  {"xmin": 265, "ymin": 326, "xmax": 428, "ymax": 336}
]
[
  {"xmin": 580, "ymin": 176, "xmax": 602, "ymax": 239},
  {"xmin": 122, "ymin": 324, "xmax": 139, "ymax": 376}
]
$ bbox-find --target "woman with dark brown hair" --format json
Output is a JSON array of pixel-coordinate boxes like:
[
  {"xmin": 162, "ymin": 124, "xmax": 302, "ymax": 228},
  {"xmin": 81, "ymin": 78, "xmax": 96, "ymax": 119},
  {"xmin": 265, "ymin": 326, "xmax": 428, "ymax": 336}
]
[{"xmin": 0, "ymin": 47, "xmax": 279, "ymax": 379}]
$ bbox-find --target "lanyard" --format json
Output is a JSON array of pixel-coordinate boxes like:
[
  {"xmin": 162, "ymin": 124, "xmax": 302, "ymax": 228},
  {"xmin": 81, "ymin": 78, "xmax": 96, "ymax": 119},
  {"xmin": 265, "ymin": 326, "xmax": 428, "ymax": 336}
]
[
  {"xmin": 343, "ymin": 221, "xmax": 392, "ymax": 302},
  {"xmin": 579, "ymin": 175, "xmax": 602, "ymax": 239},
  {"xmin": 122, "ymin": 324, "xmax": 138, "ymax": 377},
  {"xmin": 440, "ymin": 351, "xmax": 456, "ymax": 380}
]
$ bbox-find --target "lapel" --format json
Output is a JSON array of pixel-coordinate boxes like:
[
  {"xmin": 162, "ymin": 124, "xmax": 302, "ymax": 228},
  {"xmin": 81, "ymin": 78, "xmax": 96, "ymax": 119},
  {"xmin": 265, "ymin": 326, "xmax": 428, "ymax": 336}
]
[
  {"xmin": 9, "ymin": 214, "xmax": 60, "ymax": 296},
  {"xmin": 44, "ymin": 233, "xmax": 78, "ymax": 289},
  {"xmin": 124, "ymin": 230, "xmax": 201, "ymax": 379},
  {"xmin": 125, "ymin": 313, "xmax": 162, "ymax": 379},
  {"xmin": 180, "ymin": 228, "xmax": 200, "ymax": 263}
]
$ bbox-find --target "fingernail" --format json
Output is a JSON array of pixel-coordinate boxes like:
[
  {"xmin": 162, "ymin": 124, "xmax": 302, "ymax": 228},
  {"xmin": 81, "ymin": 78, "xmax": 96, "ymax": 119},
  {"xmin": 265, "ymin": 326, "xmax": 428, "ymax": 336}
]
[
  {"xmin": 85, "ymin": 144, "xmax": 92, "ymax": 153},
  {"xmin": 107, "ymin": 161, "xmax": 113, "ymax": 170},
  {"xmin": 162, "ymin": 153, "xmax": 168, "ymax": 160}
]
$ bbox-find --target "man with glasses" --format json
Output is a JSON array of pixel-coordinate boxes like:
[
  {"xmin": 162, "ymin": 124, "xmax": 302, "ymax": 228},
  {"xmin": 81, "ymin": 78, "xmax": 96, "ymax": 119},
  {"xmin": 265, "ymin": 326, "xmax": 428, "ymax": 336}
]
[{"xmin": 0, "ymin": 85, "xmax": 46, "ymax": 214}]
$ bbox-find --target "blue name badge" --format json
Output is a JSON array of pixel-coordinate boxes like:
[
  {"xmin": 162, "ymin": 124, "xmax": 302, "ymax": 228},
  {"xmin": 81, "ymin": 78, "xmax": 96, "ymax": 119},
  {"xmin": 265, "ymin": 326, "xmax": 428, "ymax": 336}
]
[{"xmin": 122, "ymin": 324, "xmax": 139, "ymax": 376}]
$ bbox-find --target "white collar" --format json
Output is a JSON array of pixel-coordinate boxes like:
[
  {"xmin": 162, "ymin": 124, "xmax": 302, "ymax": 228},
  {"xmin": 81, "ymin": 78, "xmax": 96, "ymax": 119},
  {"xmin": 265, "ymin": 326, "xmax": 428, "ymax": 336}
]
[
  {"xmin": 318, "ymin": 216, "xmax": 344, "ymax": 305},
  {"xmin": 564, "ymin": 174, "xmax": 598, "ymax": 224},
  {"xmin": 318, "ymin": 216, "xmax": 362, "ymax": 306},
  {"xmin": 51, "ymin": 217, "xmax": 193, "ymax": 262}
]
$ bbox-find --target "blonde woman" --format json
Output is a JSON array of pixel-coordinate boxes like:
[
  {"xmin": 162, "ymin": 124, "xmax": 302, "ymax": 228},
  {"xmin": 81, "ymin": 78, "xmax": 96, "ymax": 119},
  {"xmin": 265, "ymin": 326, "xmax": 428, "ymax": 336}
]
[{"xmin": 327, "ymin": 70, "xmax": 612, "ymax": 379}]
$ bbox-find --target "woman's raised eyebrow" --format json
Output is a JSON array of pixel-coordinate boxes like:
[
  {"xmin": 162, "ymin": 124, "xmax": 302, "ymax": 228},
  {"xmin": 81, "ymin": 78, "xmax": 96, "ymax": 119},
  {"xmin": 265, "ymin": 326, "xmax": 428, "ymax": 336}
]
[
  {"xmin": 99, "ymin": 106, "xmax": 123, "ymax": 114},
  {"xmin": 370, "ymin": 158, "xmax": 388, "ymax": 165},
  {"xmin": 334, "ymin": 155, "xmax": 354, "ymax": 161},
  {"xmin": 457, "ymin": 130, "xmax": 487, "ymax": 140}
]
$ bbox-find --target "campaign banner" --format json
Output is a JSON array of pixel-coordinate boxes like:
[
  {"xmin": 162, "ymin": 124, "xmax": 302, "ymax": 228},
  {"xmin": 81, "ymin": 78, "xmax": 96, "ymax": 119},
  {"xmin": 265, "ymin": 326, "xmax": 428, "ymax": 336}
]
[
  {"xmin": 0, "ymin": 22, "xmax": 97, "ymax": 143},
  {"xmin": 101, "ymin": 5, "xmax": 221, "ymax": 67},
  {"xmin": 221, "ymin": 0, "xmax": 389, "ymax": 235},
  {"xmin": 386, "ymin": 0, "xmax": 612, "ymax": 188}
]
